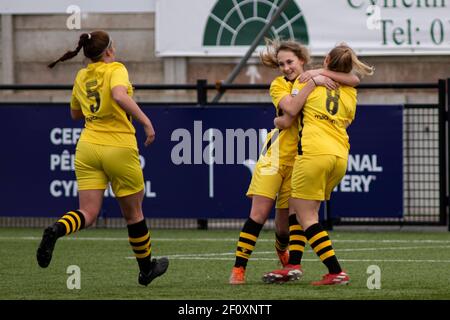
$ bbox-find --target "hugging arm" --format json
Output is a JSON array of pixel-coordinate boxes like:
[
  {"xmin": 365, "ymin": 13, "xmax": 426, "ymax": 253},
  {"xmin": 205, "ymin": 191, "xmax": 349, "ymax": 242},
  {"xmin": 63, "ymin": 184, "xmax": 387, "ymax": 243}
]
[
  {"xmin": 300, "ymin": 68, "xmax": 360, "ymax": 87},
  {"xmin": 274, "ymin": 112, "xmax": 296, "ymax": 130},
  {"xmin": 278, "ymin": 79, "xmax": 316, "ymax": 117},
  {"xmin": 320, "ymin": 69, "xmax": 360, "ymax": 87}
]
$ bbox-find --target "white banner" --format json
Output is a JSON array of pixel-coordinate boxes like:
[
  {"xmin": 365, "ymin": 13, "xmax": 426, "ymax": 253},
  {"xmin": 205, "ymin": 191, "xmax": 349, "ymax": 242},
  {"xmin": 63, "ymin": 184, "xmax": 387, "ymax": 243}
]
[
  {"xmin": 0, "ymin": 0, "xmax": 155, "ymax": 14},
  {"xmin": 156, "ymin": 0, "xmax": 450, "ymax": 56}
]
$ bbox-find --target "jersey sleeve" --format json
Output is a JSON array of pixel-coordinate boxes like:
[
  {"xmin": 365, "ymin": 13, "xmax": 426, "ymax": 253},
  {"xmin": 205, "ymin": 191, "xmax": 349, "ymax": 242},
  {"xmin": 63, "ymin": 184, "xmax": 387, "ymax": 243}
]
[
  {"xmin": 269, "ymin": 78, "xmax": 290, "ymax": 108},
  {"xmin": 70, "ymin": 75, "xmax": 82, "ymax": 110},
  {"xmin": 291, "ymin": 79, "xmax": 306, "ymax": 94},
  {"xmin": 70, "ymin": 94, "xmax": 81, "ymax": 110},
  {"xmin": 110, "ymin": 64, "xmax": 130, "ymax": 89}
]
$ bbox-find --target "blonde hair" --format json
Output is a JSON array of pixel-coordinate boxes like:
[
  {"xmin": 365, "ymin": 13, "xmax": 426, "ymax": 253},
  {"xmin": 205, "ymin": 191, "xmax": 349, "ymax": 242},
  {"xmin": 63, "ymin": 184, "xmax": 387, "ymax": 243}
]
[
  {"xmin": 260, "ymin": 38, "xmax": 310, "ymax": 69},
  {"xmin": 327, "ymin": 43, "xmax": 374, "ymax": 77}
]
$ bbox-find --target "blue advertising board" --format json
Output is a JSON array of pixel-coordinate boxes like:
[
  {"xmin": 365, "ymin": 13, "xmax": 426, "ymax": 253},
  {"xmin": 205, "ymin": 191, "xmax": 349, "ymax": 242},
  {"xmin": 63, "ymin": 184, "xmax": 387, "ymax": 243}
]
[
  {"xmin": 0, "ymin": 103, "xmax": 402, "ymax": 219},
  {"xmin": 330, "ymin": 104, "xmax": 403, "ymax": 218}
]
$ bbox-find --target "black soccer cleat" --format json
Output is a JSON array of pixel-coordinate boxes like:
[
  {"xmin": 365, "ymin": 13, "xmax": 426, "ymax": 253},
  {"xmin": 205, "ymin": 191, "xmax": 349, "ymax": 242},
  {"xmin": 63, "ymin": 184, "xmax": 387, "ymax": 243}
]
[
  {"xmin": 36, "ymin": 225, "xmax": 58, "ymax": 268},
  {"xmin": 138, "ymin": 257, "xmax": 169, "ymax": 286}
]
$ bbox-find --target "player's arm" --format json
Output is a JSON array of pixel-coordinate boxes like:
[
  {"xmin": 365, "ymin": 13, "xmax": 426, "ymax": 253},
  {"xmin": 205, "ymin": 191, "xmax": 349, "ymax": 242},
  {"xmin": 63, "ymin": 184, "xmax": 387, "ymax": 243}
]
[
  {"xmin": 320, "ymin": 69, "xmax": 360, "ymax": 86},
  {"xmin": 70, "ymin": 94, "xmax": 84, "ymax": 120},
  {"xmin": 299, "ymin": 68, "xmax": 360, "ymax": 87},
  {"xmin": 278, "ymin": 79, "xmax": 316, "ymax": 117},
  {"xmin": 274, "ymin": 113, "xmax": 296, "ymax": 129},
  {"xmin": 71, "ymin": 109, "xmax": 84, "ymax": 120},
  {"xmin": 111, "ymin": 85, "xmax": 155, "ymax": 146}
]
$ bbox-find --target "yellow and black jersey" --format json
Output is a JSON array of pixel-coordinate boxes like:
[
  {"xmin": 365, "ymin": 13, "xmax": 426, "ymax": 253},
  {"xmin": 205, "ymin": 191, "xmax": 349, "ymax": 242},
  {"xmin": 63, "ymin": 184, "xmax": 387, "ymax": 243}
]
[
  {"xmin": 259, "ymin": 76, "xmax": 305, "ymax": 166},
  {"xmin": 295, "ymin": 84, "xmax": 357, "ymax": 159},
  {"xmin": 71, "ymin": 61, "xmax": 138, "ymax": 150}
]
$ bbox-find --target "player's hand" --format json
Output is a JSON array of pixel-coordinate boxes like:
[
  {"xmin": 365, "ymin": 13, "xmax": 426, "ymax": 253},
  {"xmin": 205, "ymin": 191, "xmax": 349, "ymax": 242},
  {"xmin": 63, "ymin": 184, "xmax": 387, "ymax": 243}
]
[
  {"xmin": 298, "ymin": 69, "xmax": 321, "ymax": 83},
  {"xmin": 274, "ymin": 117, "xmax": 282, "ymax": 129},
  {"xmin": 313, "ymin": 75, "xmax": 339, "ymax": 90},
  {"xmin": 144, "ymin": 125, "xmax": 155, "ymax": 146}
]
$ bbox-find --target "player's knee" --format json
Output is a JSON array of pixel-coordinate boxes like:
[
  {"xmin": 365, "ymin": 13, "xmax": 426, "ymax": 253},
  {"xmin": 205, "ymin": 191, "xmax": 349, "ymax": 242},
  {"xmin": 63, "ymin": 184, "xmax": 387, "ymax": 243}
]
[
  {"xmin": 249, "ymin": 209, "xmax": 268, "ymax": 224},
  {"xmin": 77, "ymin": 208, "xmax": 98, "ymax": 227},
  {"xmin": 124, "ymin": 216, "xmax": 144, "ymax": 225},
  {"xmin": 123, "ymin": 210, "xmax": 144, "ymax": 225}
]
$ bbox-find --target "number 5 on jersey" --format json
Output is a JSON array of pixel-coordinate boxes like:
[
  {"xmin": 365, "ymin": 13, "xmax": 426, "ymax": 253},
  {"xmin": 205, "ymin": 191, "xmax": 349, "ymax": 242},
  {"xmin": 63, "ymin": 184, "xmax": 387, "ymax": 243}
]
[{"xmin": 86, "ymin": 80, "xmax": 101, "ymax": 113}]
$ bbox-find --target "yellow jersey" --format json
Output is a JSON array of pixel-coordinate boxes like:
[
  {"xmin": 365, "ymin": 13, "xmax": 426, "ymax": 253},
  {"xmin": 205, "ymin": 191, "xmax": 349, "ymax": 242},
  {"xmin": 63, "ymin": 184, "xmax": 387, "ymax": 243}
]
[
  {"xmin": 71, "ymin": 61, "xmax": 138, "ymax": 150},
  {"xmin": 259, "ymin": 76, "xmax": 305, "ymax": 166},
  {"xmin": 295, "ymin": 85, "xmax": 357, "ymax": 159}
]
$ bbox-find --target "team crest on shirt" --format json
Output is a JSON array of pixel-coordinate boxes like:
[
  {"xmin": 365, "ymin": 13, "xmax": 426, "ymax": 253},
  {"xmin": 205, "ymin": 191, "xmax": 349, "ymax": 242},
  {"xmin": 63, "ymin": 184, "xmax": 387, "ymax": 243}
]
[{"xmin": 292, "ymin": 89, "xmax": 299, "ymax": 96}]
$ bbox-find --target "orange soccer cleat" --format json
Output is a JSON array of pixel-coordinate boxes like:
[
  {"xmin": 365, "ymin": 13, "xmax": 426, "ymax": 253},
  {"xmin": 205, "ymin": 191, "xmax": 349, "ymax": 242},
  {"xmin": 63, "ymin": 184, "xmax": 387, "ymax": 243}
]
[
  {"xmin": 311, "ymin": 271, "xmax": 350, "ymax": 286},
  {"xmin": 262, "ymin": 264, "xmax": 303, "ymax": 284},
  {"xmin": 276, "ymin": 249, "xmax": 290, "ymax": 267},
  {"xmin": 229, "ymin": 266, "xmax": 246, "ymax": 285}
]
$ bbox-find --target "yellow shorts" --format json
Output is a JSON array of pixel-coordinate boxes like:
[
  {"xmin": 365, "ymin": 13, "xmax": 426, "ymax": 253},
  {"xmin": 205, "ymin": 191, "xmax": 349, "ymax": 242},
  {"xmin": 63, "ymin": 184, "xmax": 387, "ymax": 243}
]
[
  {"xmin": 291, "ymin": 154, "xmax": 347, "ymax": 201},
  {"xmin": 75, "ymin": 140, "xmax": 144, "ymax": 197},
  {"xmin": 246, "ymin": 159, "xmax": 293, "ymax": 209}
]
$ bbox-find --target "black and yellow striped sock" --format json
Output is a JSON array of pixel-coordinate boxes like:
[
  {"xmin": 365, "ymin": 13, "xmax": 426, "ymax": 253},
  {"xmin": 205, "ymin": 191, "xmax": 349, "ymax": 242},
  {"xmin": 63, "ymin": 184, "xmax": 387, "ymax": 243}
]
[
  {"xmin": 275, "ymin": 233, "xmax": 289, "ymax": 253},
  {"xmin": 55, "ymin": 210, "xmax": 85, "ymax": 237},
  {"xmin": 127, "ymin": 219, "xmax": 152, "ymax": 274},
  {"xmin": 305, "ymin": 223, "xmax": 342, "ymax": 274},
  {"xmin": 287, "ymin": 214, "xmax": 306, "ymax": 265},
  {"xmin": 234, "ymin": 218, "xmax": 263, "ymax": 269}
]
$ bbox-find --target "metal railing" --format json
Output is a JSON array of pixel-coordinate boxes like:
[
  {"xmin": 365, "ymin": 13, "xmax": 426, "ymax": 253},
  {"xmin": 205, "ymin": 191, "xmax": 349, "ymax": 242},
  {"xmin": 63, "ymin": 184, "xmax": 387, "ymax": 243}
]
[{"xmin": 0, "ymin": 80, "xmax": 442, "ymax": 105}]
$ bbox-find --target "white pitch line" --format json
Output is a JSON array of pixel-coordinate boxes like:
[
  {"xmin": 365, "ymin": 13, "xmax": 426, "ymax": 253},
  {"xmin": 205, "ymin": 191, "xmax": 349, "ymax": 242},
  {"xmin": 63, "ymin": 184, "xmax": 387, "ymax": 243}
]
[
  {"xmin": 331, "ymin": 258, "xmax": 450, "ymax": 263},
  {"xmin": 333, "ymin": 239, "xmax": 450, "ymax": 243},
  {"xmin": 125, "ymin": 245, "xmax": 450, "ymax": 262},
  {"xmin": 2, "ymin": 236, "xmax": 450, "ymax": 243},
  {"xmin": 125, "ymin": 256, "xmax": 450, "ymax": 263},
  {"xmin": 337, "ymin": 245, "xmax": 450, "ymax": 252},
  {"xmin": 127, "ymin": 245, "xmax": 450, "ymax": 258},
  {"xmin": 3, "ymin": 235, "xmax": 448, "ymax": 262}
]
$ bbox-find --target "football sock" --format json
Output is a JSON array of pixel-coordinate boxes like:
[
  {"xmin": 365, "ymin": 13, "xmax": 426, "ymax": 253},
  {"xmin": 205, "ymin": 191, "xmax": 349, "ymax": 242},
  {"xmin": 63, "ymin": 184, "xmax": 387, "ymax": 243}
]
[
  {"xmin": 128, "ymin": 219, "xmax": 152, "ymax": 275},
  {"xmin": 55, "ymin": 210, "xmax": 85, "ymax": 237},
  {"xmin": 287, "ymin": 214, "xmax": 306, "ymax": 265},
  {"xmin": 234, "ymin": 218, "xmax": 263, "ymax": 269},
  {"xmin": 305, "ymin": 223, "xmax": 342, "ymax": 274},
  {"xmin": 275, "ymin": 232, "xmax": 289, "ymax": 253}
]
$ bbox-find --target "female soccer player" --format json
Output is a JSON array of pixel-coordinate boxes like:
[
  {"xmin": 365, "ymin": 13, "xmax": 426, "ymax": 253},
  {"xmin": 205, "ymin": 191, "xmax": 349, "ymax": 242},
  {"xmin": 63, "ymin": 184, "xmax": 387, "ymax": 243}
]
[
  {"xmin": 37, "ymin": 30, "xmax": 168, "ymax": 286},
  {"xmin": 229, "ymin": 40, "xmax": 360, "ymax": 284},
  {"xmin": 263, "ymin": 43, "xmax": 374, "ymax": 285}
]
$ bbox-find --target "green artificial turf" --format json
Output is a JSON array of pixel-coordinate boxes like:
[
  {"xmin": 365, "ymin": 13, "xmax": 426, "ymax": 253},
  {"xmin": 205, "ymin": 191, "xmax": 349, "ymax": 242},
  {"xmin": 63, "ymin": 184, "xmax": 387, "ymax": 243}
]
[{"xmin": 1, "ymin": 228, "xmax": 449, "ymax": 300}]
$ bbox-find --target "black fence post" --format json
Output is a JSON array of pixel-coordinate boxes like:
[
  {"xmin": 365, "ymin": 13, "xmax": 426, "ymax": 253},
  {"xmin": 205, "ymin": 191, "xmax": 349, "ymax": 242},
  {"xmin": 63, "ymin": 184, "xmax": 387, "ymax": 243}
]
[
  {"xmin": 447, "ymin": 78, "xmax": 450, "ymax": 231},
  {"xmin": 197, "ymin": 79, "xmax": 208, "ymax": 105},
  {"xmin": 438, "ymin": 80, "xmax": 447, "ymax": 227},
  {"xmin": 197, "ymin": 219, "xmax": 208, "ymax": 230}
]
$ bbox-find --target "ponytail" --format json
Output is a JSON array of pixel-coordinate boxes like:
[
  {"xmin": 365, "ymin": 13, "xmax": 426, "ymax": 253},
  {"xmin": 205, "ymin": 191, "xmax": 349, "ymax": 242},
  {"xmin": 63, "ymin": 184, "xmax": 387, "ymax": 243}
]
[
  {"xmin": 327, "ymin": 43, "xmax": 374, "ymax": 77},
  {"xmin": 48, "ymin": 33, "xmax": 91, "ymax": 68},
  {"xmin": 351, "ymin": 53, "xmax": 374, "ymax": 77}
]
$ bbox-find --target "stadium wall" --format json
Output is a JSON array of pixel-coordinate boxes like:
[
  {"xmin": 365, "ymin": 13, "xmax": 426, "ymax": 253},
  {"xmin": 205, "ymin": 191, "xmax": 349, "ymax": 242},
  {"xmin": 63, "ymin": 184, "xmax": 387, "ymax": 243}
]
[{"xmin": 0, "ymin": 13, "xmax": 449, "ymax": 105}]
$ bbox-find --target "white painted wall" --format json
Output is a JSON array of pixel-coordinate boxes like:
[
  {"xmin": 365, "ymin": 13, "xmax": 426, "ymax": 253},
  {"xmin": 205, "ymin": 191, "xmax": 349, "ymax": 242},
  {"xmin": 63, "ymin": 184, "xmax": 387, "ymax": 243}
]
[{"xmin": 0, "ymin": 0, "xmax": 156, "ymax": 14}]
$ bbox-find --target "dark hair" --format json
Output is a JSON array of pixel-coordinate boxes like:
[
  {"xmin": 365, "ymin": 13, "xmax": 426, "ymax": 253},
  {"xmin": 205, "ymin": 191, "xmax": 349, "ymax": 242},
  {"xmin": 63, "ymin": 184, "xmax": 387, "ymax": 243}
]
[
  {"xmin": 48, "ymin": 30, "xmax": 111, "ymax": 68},
  {"xmin": 260, "ymin": 38, "xmax": 310, "ymax": 69},
  {"xmin": 327, "ymin": 43, "xmax": 374, "ymax": 76}
]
